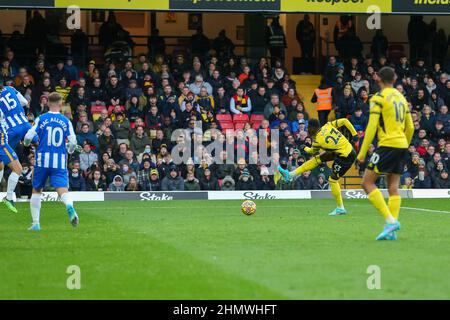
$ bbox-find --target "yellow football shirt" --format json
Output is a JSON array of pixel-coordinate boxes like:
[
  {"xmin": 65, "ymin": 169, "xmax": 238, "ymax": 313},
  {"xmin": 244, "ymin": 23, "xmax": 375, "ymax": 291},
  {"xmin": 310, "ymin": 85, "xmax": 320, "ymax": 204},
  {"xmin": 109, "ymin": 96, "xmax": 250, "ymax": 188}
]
[
  {"xmin": 307, "ymin": 119, "xmax": 357, "ymax": 158},
  {"xmin": 358, "ymin": 87, "xmax": 414, "ymax": 160}
]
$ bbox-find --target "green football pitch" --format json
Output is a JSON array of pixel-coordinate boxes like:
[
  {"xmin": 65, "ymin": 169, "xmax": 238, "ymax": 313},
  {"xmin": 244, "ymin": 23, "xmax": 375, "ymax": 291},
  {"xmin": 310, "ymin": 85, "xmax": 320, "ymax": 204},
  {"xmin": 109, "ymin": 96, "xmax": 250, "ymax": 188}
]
[{"xmin": 1, "ymin": 198, "xmax": 450, "ymax": 300}]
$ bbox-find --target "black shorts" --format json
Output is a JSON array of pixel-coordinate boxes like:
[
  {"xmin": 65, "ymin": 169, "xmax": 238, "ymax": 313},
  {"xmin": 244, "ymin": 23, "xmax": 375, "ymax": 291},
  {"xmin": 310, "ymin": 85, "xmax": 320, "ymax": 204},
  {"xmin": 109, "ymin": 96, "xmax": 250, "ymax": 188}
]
[
  {"xmin": 367, "ymin": 147, "xmax": 408, "ymax": 175},
  {"xmin": 320, "ymin": 149, "xmax": 356, "ymax": 179}
]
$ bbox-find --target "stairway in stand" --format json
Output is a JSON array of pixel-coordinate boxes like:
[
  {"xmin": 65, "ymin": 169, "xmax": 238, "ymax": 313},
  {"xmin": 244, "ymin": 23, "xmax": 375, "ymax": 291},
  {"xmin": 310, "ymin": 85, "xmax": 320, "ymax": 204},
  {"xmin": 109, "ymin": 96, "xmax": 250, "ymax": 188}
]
[{"xmin": 291, "ymin": 75, "xmax": 362, "ymax": 189}]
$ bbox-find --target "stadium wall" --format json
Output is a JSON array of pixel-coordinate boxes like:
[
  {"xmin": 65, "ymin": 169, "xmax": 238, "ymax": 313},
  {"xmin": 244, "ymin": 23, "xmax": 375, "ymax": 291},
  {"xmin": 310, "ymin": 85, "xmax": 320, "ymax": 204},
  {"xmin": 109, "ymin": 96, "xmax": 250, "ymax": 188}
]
[{"xmin": 3, "ymin": 190, "xmax": 449, "ymax": 202}]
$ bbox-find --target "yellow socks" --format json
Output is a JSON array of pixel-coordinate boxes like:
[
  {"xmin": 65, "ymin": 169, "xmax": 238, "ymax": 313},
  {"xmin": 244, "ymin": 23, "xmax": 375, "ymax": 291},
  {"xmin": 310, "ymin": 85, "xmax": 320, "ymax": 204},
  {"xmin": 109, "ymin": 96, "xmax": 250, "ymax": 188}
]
[
  {"xmin": 368, "ymin": 189, "xmax": 396, "ymax": 224},
  {"xmin": 329, "ymin": 177, "xmax": 344, "ymax": 208},
  {"xmin": 293, "ymin": 156, "xmax": 321, "ymax": 176},
  {"xmin": 388, "ymin": 195, "xmax": 401, "ymax": 220}
]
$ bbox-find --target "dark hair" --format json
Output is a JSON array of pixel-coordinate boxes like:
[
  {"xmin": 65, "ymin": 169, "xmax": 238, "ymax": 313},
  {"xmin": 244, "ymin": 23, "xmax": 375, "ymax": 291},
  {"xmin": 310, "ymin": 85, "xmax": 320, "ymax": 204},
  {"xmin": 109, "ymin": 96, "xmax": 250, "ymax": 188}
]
[
  {"xmin": 308, "ymin": 119, "xmax": 321, "ymax": 136},
  {"xmin": 379, "ymin": 67, "xmax": 396, "ymax": 84}
]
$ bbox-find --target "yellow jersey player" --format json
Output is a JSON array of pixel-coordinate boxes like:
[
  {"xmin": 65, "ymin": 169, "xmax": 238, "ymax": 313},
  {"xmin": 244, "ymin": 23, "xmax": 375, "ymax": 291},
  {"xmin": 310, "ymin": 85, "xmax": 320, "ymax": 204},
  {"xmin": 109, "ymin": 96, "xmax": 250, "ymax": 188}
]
[
  {"xmin": 279, "ymin": 118, "xmax": 358, "ymax": 216},
  {"xmin": 357, "ymin": 67, "xmax": 414, "ymax": 241}
]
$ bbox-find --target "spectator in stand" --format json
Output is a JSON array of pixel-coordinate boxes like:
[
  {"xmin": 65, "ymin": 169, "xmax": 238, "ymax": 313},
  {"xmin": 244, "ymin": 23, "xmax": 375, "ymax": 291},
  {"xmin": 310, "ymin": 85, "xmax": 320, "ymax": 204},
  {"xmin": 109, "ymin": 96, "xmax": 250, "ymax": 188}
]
[
  {"xmin": 111, "ymin": 112, "xmax": 131, "ymax": 146},
  {"xmin": 230, "ymin": 87, "xmax": 252, "ymax": 115},
  {"xmin": 257, "ymin": 166, "xmax": 275, "ymax": 190},
  {"xmin": 199, "ymin": 168, "xmax": 219, "ymax": 191},
  {"xmin": 79, "ymin": 142, "xmax": 98, "ymax": 173},
  {"xmin": 294, "ymin": 171, "xmax": 316, "ymax": 190},
  {"xmin": 184, "ymin": 172, "xmax": 201, "ymax": 191},
  {"xmin": 147, "ymin": 169, "xmax": 161, "ymax": 191},
  {"xmin": 77, "ymin": 123, "xmax": 99, "ymax": 149},
  {"xmin": 334, "ymin": 86, "xmax": 356, "ymax": 119},
  {"xmin": 264, "ymin": 93, "xmax": 287, "ymax": 120},
  {"xmin": 190, "ymin": 27, "xmax": 210, "ymax": 59},
  {"xmin": 130, "ymin": 125, "xmax": 151, "ymax": 156},
  {"xmin": 161, "ymin": 165, "xmax": 184, "ymax": 191},
  {"xmin": 87, "ymin": 169, "xmax": 107, "ymax": 191},
  {"xmin": 109, "ymin": 175, "xmax": 125, "ymax": 192},
  {"xmin": 69, "ymin": 168, "xmax": 86, "ymax": 191},
  {"xmin": 236, "ymin": 168, "xmax": 255, "ymax": 190},
  {"xmin": 436, "ymin": 170, "xmax": 450, "ymax": 189},
  {"xmin": 189, "ymin": 75, "xmax": 213, "ymax": 96}
]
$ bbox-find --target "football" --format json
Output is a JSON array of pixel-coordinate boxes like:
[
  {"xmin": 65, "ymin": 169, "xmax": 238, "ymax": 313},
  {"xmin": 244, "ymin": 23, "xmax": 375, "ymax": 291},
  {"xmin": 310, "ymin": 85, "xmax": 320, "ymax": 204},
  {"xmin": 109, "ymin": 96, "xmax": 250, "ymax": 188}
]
[{"xmin": 241, "ymin": 200, "xmax": 257, "ymax": 215}]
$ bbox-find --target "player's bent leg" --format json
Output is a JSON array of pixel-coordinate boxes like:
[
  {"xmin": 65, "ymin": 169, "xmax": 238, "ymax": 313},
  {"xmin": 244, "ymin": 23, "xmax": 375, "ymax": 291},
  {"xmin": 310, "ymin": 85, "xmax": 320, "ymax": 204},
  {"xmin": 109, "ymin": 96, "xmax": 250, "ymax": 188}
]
[
  {"xmin": 57, "ymin": 188, "xmax": 79, "ymax": 227},
  {"xmin": 0, "ymin": 162, "xmax": 4, "ymax": 187},
  {"xmin": 286, "ymin": 152, "xmax": 332, "ymax": 181},
  {"xmin": 387, "ymin": 174, "xmax": 401, "ymax": 221},
  {"xmin": 29, "ymin": 189, "xmax": 42, "ymax": 231},
  {"xmin": 5, "ymin": 159, "xmax": 22, "ymax": 203},
  {"xmin": 1, "ymin": 146, "xmax": 21, "ymax": 213}
]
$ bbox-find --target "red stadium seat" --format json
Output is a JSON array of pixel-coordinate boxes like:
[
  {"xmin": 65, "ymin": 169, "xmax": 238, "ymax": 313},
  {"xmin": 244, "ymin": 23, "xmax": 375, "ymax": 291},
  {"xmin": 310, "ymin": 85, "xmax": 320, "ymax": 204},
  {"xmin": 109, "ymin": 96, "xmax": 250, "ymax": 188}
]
[
  {"xmin": 233, "ymin": 114, "xmax": 249, "ymax": 123},
  {"xmin": 234, "ymin": 122, "xmax": 246, "ymax": 130},
  {"xmin": 250, "ymin": 114, "xmax": 264, "ymax": 124},
  {"xmin": 220, "ymin": 121, "xmax": 234, "ymax": 130},
  {"xmin": 91, "ymin": 105, "xmax": 106, "ymax": 114},
  {"xmin": 216, "ymin": 114, "xmax": 233, "ymax": 123},
  {"xmin": 252, "ymin": 122, "xmax": 262, "ymax": 130},
  {"xmin": 107, "ymin": 105, "xmax": 125, "ymax": 114}
]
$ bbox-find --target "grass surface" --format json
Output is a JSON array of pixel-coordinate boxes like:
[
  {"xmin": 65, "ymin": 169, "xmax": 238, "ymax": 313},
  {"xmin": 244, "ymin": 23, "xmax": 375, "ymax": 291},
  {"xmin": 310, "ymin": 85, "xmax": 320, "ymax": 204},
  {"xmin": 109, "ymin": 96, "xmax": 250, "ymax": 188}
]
[{"xmin": 1, "ymin": 198, "xmax": 450, "ymax": 300}]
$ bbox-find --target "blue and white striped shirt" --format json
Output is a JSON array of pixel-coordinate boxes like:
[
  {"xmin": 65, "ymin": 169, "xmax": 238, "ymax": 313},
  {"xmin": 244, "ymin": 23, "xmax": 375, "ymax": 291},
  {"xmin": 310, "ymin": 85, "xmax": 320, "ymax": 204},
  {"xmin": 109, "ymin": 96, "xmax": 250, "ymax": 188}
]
[
  {"xmin": 0, "ymin": 86, "xmax": 29, "ymax": 133},
  {"xmin": 26, "ymin": 112, "xmax": 77, "ymax": 170}
]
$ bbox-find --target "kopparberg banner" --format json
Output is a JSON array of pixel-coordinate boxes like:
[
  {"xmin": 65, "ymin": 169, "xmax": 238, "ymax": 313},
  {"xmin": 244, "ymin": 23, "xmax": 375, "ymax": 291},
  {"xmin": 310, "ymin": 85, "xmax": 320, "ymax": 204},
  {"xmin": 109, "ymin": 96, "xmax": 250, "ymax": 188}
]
[{"xmin": 170, "ymin": 0, "xmax": 281, "ymax": 11}]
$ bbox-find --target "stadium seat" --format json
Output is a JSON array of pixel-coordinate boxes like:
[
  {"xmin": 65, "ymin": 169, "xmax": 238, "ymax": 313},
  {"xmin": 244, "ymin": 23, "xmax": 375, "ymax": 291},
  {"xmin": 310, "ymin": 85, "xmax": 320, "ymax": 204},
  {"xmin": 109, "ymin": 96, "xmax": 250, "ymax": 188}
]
[
  {"xmin": 388, "ymin": 44, "xmax": 405, "ymax": 63},
  {"xmin": 220, "ymin": 121, "xmax": 234, "ymax": 130},
  {"xmin": 252, "ymin": 122, "xmax": 262, "ymax": 130},
  {"xmin": 91, "ymin": 105, "xmax": 106, "ymax": 115},
  {"xmin": 250, "ymin": 114, "xmax": 264, "ymax": 124},
  {"xmin": 234, "ymin": 122, "xmax": 246, "ymax": 130},
  {"xmin": 233, "ymin": 114, "xmax": 249, "ymax": 123},
  {"xmin": 107, "ymin": 105, "xmax": 125, "ymax": 114},
  {"xmin": 216, "ymin": 114, "xmax": 233, "ymax": 123}
]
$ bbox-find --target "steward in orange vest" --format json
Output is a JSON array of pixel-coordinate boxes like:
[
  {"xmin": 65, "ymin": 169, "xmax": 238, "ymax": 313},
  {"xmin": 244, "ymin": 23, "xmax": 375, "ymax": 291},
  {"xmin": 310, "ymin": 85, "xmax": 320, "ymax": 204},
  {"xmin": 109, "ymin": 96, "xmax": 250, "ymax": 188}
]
[{"xmin": 312, "ymin": 80, "xmax": 334, "ymax": 125}]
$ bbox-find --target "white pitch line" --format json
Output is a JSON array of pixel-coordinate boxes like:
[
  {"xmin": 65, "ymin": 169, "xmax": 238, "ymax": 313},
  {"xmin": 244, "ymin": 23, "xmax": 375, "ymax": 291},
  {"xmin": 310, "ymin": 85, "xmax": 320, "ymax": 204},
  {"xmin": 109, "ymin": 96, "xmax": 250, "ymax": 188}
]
[{"xmin": 401, "ymin": 206, "xmax": 450, "ymax": 214}]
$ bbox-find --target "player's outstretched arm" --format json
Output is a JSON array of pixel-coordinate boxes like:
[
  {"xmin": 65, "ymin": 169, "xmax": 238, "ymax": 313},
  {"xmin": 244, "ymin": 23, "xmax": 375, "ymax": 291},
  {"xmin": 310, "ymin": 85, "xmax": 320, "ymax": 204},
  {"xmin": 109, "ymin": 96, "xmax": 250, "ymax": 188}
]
[
  {"xmin": 23, "ymin": 118, "xmax": 39, "ymax": 147},
  {"xmin": 404, "ymin": 109, "xmax": 414, "ymax": 145},
  {"xmin": 357, "ymin": 108, "xmax": 380, "ymax": 162},
  {"xmin": 333, "ymin": 118, "xmax": 358, "ymax": 138}
]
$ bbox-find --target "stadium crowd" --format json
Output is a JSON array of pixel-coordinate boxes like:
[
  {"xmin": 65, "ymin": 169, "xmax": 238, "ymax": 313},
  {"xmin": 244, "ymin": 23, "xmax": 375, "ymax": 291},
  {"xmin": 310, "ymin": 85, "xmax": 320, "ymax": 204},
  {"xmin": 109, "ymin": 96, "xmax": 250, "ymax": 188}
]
[{"xmin": 1, "ymin": 13, "xmax": 449, "ymax": 196}]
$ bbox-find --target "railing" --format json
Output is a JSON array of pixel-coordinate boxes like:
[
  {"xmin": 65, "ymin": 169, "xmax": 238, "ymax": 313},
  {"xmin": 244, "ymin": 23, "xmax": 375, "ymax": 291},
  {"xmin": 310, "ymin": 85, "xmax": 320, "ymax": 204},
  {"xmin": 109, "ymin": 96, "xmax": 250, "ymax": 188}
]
[
  {"xmin": 341, "ymin": 175, "xmax": 363, "ymax": 189},
  {"xmin": 319, "ymin": 36, "xmax": 411, "ymax": 59},
  {"xmin": 4, "ymin": 32, "xmax": 262, "ymax": 68}
]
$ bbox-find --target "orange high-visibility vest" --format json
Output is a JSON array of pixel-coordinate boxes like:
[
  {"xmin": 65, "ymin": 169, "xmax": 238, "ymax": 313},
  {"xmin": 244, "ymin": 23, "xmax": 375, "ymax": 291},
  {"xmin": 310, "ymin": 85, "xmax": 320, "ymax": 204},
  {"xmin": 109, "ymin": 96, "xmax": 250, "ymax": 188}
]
[{"xmin": 315, "ymin": 88, "xmax": 333, "ymax": 111}]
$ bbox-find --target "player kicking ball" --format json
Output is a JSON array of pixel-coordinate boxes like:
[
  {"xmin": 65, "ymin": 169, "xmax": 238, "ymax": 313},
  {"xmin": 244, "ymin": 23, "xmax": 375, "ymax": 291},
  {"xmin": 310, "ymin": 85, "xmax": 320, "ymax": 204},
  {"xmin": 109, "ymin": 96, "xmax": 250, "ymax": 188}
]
[
  {"xmin": 278, "ymin": 118, "xmax": 358, "ymax": 216},
  {"xmin": 357, "ymin": 67, "xmax": 413, "ymax": 241},
  {"xmin": 24, "ymin": 92, "xmax": 80, "ymax": 231}
]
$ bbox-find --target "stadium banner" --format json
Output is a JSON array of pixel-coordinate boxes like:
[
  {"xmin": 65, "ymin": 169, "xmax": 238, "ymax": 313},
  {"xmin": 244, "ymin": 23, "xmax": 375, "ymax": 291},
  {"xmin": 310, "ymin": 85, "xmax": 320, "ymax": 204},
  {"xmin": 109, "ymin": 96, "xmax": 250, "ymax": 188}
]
[
  {"xmin": 0, "ymin": 0, "xmax": 54, "ymax": 7},
  {"xmin": 392, "ymin": 0, "xmax": 450, "ymax": 14},
  {"xmin": 54, "ymin": 0, "xmax": 170, "ymax": 10},
  {"xmin": 103, "ymin": 191, "xmax": 208, "ymax": 201},
  {"xmin": 311, "ymin": 189, "xmax": 413, "ymax": 199},
  {"xmin": 281, "ymin": 0, "xmax": 392, "ymax": 13},
  {"xmin": 169, "ymin": 0, "xmax": 281, "ymax": 11},
  {"xmin": 411, "ymin": 189, "xmax": 450, "ymax": 198},
  {"xmin": 7, "ymin": 192, "xmax": 105, "ymax": 202},
  {"xmin": 208, "ymin": 190, "xmax": 311, "ymax": 200}
]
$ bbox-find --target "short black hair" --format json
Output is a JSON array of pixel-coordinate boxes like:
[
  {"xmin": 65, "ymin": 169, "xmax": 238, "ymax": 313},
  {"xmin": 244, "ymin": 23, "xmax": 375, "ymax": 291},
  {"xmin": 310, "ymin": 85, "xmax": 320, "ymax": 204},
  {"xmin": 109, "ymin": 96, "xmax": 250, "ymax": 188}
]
[
  {"xmin": 379, "ymin": 66, "xmax": 396, "ymax": 84},
  {"xmin": 308, "ymin": 119, "xmax": 321, "ymax": 136}
]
